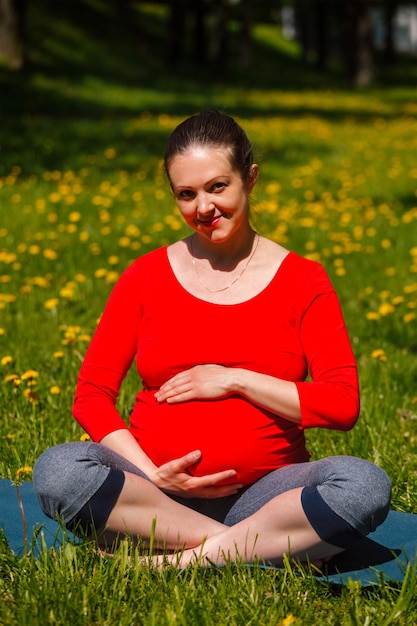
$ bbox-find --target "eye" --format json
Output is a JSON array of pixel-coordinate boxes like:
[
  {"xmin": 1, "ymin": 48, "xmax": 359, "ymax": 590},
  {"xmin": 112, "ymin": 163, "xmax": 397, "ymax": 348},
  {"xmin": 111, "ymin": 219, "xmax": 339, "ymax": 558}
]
[
  {"xmin": 177, "ymin": 190, "xmax": 195, "ymax": 200},
  {"xmin": 211, "ymin": 181, "xmax": 227, "ymax": 192}
]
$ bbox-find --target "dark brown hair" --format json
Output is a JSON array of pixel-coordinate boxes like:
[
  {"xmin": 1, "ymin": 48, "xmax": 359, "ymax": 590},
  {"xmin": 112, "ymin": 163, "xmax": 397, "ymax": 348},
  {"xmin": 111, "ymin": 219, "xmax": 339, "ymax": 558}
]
[{"xmin": 164, "ymin": 109, "xmax": 254, "ymax": 182}]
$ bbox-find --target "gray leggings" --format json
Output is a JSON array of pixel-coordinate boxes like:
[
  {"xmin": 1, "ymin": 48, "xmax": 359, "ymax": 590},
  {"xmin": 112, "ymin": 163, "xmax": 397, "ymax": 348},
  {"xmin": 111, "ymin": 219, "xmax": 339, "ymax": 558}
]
[{"xmin": 33, "ymin": 442, "xmax": 391, "ymax": 547}]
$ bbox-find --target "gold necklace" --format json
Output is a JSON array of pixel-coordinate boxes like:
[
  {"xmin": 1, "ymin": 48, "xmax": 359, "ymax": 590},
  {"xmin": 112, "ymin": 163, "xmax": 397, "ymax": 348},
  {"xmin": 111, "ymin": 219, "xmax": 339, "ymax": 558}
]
[{"xmin": 190, "ymin": 233, "xmax": 259, "ymax": 293}]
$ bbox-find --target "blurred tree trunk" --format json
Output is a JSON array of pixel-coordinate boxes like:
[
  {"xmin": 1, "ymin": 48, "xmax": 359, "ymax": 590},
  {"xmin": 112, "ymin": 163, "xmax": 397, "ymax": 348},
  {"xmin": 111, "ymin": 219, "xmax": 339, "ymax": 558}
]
[
  {"xmin": 167, "ymin": 0, "xmax": 206, "ymax": 68},
  {"xmin": 117, "ymin": 0, "xmax": 148, "ymax": 57},
  {"xmin": 294, "ymin": 0, "xmax": 314, "ymax": 62},
  {"xmin": 193, "ymin": 0, "xmax": 206, "ymax": 66},
  {"xmin": 384, "ymin": 0, "xmax": 399, "ymax": 66},
  {"xmin": 167, "ymin": 0, "xmax": 187, "ymax": 66},
  {"xmin": 314, "ymin": 0, "xmax": 327, "ymax": 70},
  {"xmin": 210, "ymin": 0, "xmax": 228, "ymax": 77},
  {"xmin": 343, "ymin": 0, "xmax": 374, "ymax": 87},
  {"xmin": 0, "ymin": 0, "xmax": 26, "ymax": 70},
  {"xmin": 239, "ymin": 0, "xmax": 252, "ymax": 68}
]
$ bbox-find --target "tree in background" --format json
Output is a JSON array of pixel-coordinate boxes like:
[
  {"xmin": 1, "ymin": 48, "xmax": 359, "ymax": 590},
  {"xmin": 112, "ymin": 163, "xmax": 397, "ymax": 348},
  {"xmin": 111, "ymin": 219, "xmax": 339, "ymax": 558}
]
[
  {"xmin": 0, "ymin": 0, "xmax": 414, "ymax": 87},
  {"xmin": 0, "ymin": 0, "xmax": 26, "ymax": 70},
  {"xmin": 292, "ymin": 0, "xmax": 417, "ymax": 86}
]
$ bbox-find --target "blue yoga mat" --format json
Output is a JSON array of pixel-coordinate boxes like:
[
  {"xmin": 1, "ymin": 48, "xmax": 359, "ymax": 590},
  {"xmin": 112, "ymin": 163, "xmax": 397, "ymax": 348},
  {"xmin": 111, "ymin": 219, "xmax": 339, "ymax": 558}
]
[{"xmin": 1, "ymin": 479, "xmax": 416, "ymax": 585}]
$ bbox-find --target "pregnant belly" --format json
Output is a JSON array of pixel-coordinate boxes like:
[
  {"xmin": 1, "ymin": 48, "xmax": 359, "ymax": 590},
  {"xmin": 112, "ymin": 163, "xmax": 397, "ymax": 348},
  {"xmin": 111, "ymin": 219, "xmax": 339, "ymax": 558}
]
[{"xmin": 129, "ymin": 391, "xmax": 308, "ymax": 485}]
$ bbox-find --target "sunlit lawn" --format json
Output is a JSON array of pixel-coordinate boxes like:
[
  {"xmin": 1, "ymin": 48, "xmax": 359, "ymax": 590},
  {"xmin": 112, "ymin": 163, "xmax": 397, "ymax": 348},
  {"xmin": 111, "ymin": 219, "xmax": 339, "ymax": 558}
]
[
  {"xmin": 1, "ymin": 3, "xmax": 417, "ymax": 623},
  {"xmin": 1, "ymin": 86, "xmax": 417, "ymax": 624}
]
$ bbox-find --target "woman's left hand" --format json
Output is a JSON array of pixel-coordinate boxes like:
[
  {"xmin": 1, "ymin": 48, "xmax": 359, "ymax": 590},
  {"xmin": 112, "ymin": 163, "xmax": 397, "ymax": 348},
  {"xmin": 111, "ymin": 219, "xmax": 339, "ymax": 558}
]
[{"xmin": 155, "ymin": 364, "xmax": 235, "ymax": 404}]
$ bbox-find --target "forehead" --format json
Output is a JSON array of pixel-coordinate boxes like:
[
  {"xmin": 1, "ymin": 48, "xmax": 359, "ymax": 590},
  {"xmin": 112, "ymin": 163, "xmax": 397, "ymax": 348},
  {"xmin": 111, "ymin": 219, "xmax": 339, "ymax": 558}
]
[{"xmin": 168, "ymin": 146, "xmax": 235, "ymax": 184}]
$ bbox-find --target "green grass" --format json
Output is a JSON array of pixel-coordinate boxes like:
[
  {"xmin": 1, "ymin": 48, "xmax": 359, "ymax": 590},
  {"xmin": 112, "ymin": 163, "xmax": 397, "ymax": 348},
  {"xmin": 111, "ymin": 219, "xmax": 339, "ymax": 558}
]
[{"xmin": 1, "ymin": 1, "xmax": 417, "ymax": 623}]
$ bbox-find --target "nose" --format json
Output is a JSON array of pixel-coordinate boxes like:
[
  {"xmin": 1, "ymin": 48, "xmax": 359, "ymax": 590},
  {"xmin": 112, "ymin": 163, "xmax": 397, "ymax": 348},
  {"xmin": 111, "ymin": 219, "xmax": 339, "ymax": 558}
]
[{"xmin": 196, "ymin": 192, "xmax": 215, "ymax": 215}]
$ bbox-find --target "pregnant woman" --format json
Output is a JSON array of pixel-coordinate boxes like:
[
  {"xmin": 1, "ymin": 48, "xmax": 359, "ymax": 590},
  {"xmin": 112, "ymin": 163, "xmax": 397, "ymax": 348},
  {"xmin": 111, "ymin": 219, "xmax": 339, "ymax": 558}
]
[{"xmin": 33, "ymin": 110, "xmax": 391, "ymax": 567}]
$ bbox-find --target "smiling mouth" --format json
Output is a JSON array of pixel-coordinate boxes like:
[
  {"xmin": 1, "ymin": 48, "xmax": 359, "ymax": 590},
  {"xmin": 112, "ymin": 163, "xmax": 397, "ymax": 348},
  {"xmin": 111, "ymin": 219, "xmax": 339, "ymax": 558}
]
[{"xmin": 198, "ymin": 216, "xmax": 222, "ymax": 228}]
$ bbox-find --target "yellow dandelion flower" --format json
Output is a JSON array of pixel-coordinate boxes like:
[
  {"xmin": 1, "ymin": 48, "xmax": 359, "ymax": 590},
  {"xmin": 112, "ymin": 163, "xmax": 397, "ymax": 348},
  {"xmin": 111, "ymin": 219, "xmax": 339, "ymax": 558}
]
[
  {"xmin": 80, "ymin": 433, "xmax": 91, "ymax": 442},
  {"xmin": 59, "ymin": 286, "xmax": 75, "ymax": 298},
  {"xmin": 371, "ymin": 349, "xmax": 387, "ymax": 362},
  {"xmin": 44, "ymin": 298, "xmax": 59, "ymax": 310},
  {"xmin": 53, "ymin": 350, "xmax": 65, "ymax": 358},
  {"xmin": 77, "ymin": 334, "xmax": 91, "ymax": 342},
  {"xmin": 104, "ymin": 148, "xmax": 116, "ymax": 159},
  {"xmin": 266, "ymin": 182, "xmax": 281, "ymax": 195},
  {"xmin": 1, "ymin": 293, "xmax": 16, "ymax": 304},
  {"xmin": 49, "ymin": 192, "xmax": 61, "ymax": 203},
  {"xmin": 0, "ymin": 328, "xmax": 5, "ymax": 335},
  {"xmin": 1, "ymin": 355, "xmax": 13, "ymax": 366},
  {"xmin": 68, "ymin": 211, "xmax": 81, "ymax": 222},
  {"xmin": 21, "ymin": 370, "xmax": 39, "ymax": 380},
  {"xmin": 106, "ymin": 271, "xmax": 119, "ymax": 283},
  {"xmin": 280, "ymin": 615, "xmax": 297, "ymax": 626},
  {"xmin": 50, "ymin": 385, "xmax": 61, "ymax": 394},
  {"xmin": 100, "ymin": 181, "xmax": 111, "ymax": 193},
  {"xmin": 404, "ymin": 312, "xmax": 416, "ymax": 323},
  {"xmin": 94, "ymin": 268, "xmax": 107, "ymax": 278},
  {"xmin": 92, "ymin": 195, "xmax": 103, "ymax": 206},
  {"xmin": 118, "ymin": 236, "xmax": 131, "ymax": 247},
  {"xmin": 378, "ymin": 302, "xmax": 395, "ymax": 316},
  {"xmin": 16, "ymin": 465, "xmax": 33, "ymax": 480},
  {"xmin": 132, "ymin": 190, "xmax": 143, "ymax": 201},
  {"xmin": 366, "ymin": 311, "xmax": 380, "ymax": 320},
  {"xmin": 24, "ymin": 388, "xmax": 40, "ymax": 404},
  {"xmin": 5, "ymin": 373, "xmax": 19, "ymax": 383},
  {"xmin": 67, "ymin": 325, "xmax": 81, "ymax": 334},
  {"xmin": 151, "ymin": 222, "xmax": 164, "ymax": 232},
  {"xmin": 125, "ymin": 224, "xmax": 140, "ymax": 237},
  {"xmin": 108, "ymin": 255, "xmax": 119, "ymax": 265},
  {"xmin": 90, "ymin": 243, "xmax": 101, "ymax": 255},
  {"xmin": 43, "ymin": 248, "xmax": 58, "ymax": 260}
]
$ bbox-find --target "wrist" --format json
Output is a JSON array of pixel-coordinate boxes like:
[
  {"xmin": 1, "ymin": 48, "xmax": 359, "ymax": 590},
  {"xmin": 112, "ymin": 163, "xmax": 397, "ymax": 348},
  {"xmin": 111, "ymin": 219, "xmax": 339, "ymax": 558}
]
[{"xmin": 229, "ymin": 367, "xmax": 249, "ymax": 396}]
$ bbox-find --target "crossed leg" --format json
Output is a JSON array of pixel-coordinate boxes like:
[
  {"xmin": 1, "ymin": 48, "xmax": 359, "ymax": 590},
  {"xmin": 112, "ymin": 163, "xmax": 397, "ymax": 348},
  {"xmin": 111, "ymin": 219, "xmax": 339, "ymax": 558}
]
[{"xmin": 102, "ymin": 472, "xmax": 342, "ymax": 567}]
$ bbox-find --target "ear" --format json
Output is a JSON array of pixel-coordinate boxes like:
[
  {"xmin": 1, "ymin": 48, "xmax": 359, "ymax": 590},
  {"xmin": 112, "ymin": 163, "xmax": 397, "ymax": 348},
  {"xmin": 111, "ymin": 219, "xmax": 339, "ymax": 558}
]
[{"xmin": 247, "ymin": 164, "xmax": 259, "ymax": 193}]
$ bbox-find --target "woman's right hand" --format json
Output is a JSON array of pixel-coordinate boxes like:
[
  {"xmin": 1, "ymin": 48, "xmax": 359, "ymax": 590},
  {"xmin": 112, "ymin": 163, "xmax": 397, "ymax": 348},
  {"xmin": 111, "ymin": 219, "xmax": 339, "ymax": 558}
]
[{"xmin": 151, "ymin": 450, "xmax": 243, "ymax": 499}]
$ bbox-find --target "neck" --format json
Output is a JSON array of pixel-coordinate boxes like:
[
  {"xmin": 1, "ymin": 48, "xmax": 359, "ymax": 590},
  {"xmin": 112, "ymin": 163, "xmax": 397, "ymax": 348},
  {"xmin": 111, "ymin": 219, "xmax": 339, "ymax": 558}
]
[{"xmin": 191, "ymin": 228, "xmax": 257, "ymax": 271}]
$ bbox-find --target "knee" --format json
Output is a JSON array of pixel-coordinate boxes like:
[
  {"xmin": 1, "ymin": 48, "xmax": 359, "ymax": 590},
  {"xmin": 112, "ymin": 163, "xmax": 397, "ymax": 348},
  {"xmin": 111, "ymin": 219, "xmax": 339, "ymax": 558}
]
[
  {"xmin": 360, "ymin": 461, "xmax": 392, "ymax": 533},
  {"xmin": 319, "ymin": 456, "xmax": 392, "ymax": 536},
  {"xmin": 33, "ymin": 442, "xmax": 93, "ymax": 523}
]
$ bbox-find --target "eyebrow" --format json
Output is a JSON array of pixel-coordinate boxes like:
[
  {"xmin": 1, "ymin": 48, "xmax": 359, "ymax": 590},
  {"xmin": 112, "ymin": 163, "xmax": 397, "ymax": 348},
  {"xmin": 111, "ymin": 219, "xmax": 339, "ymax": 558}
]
[{"xmin": 173, "ymin": 175, "xmax": 231, "ymax": 190}]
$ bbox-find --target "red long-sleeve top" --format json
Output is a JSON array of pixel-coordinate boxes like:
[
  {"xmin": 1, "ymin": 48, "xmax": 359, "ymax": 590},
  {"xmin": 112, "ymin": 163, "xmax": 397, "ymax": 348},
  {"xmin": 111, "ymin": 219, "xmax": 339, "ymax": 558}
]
[{"xmin": 73, "ymin": 248, "xmax": 359, "ymax": 485}]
